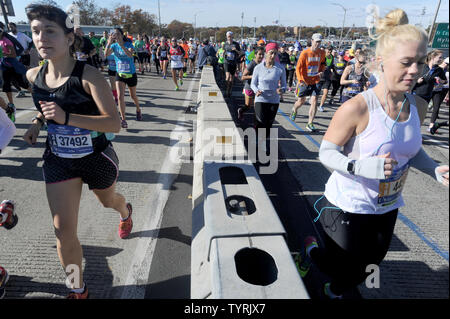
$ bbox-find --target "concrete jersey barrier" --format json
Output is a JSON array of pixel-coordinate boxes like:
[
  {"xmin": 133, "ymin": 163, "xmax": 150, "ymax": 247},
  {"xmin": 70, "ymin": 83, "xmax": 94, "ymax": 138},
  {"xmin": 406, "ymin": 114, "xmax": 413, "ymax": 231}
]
[{"xmin": 191, "ymin": 66, "xmax": 309, "ymax": 299}]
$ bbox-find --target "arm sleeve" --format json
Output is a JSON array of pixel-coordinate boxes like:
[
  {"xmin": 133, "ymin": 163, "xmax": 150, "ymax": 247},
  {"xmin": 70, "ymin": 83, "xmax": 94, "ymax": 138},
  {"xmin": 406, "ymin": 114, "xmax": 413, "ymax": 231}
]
[
  {"xmin": 409, "ymin": 147, "xmax": 447, "ymax": 184},
  {"xmin": 250, "ymin": 66, "xmax": 260, "ymax": 94},
  {"xmin": 319, "ymin": 140, "xmax": 386, "ymax": 179},
  {"xmin": 0, "ymin": 108, "xmax": 16, "ymax": 151}
]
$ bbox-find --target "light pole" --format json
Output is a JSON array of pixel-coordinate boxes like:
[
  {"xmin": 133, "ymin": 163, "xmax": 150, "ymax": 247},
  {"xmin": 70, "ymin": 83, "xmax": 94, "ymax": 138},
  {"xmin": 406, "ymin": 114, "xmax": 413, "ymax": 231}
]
[
  {"xmin": 428, "ymin": 0, "xmax": 442, "ymax": 42},
  {"xmin": 157, "ymin": 0, "xmax": 161, "ymax": 36},
  {"xmin": 332, "ymin": 2, "xmax": 348, "ymax": 50},
  {"xmin": 194, "ymin": 11, "xmax": 203, "ymax": 40},
  {"xmin": 241, "ymin": 12, "xmax": 244, "ymax": 41},
  {"xmin": 254, "ymin": 17, "xmax": 256, "ymax": 38}
]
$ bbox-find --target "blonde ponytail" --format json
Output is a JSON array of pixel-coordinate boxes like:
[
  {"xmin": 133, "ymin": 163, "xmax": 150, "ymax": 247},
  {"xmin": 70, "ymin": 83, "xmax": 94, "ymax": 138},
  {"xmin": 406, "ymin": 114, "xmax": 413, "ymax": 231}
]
[{"xmin": 370, "ymin": 9, "xmax": 427, "ymax": 58}]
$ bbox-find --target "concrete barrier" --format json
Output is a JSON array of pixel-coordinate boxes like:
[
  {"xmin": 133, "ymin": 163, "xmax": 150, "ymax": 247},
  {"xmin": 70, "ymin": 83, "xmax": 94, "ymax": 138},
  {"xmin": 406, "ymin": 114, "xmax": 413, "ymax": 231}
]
[{"xmin": 191, "ymin": 66, "xmax": 309, "ymax": 299}]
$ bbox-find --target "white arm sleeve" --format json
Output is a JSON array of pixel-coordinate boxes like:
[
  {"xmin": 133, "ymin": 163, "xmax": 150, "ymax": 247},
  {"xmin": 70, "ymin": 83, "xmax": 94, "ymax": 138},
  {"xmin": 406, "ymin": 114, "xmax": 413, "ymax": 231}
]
[
  {"xmin": 0, "ymin": 108, "xmax": 16, "ymax": 151},
  {"xmin": 409, "ymin": 147, "xmax": 446, "ymax": 184},
  {"xmin": 319, "ymin": 140, "xmax": 386, "ymax": 180}
]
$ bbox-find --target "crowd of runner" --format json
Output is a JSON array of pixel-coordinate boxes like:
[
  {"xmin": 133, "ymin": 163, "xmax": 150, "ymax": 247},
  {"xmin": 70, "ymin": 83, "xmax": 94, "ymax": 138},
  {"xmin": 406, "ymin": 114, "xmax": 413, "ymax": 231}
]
[{"xmin": 0, "ymin": 4, "xmax": 449, "ymax": 299}]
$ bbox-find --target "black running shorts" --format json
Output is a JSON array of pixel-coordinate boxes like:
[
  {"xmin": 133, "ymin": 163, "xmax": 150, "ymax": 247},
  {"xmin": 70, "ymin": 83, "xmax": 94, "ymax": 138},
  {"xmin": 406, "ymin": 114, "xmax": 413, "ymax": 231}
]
[
  {"xmin": 224, "ymin": 62, "xmax": 237, "ymax": 75},
  {"xmin": 115, "ymin": 73, "xmax": 138, "ymax": 87},
  {"xmin": 42, "ymin": 144, "xmax": 119, "ymax": 190}
]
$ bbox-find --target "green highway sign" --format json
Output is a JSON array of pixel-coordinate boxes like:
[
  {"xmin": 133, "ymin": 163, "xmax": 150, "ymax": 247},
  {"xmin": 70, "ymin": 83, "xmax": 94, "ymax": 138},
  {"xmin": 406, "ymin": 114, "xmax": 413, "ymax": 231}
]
[{"xmin": 431, "ymin": 23, "xmax": 449, "ymax": 49}]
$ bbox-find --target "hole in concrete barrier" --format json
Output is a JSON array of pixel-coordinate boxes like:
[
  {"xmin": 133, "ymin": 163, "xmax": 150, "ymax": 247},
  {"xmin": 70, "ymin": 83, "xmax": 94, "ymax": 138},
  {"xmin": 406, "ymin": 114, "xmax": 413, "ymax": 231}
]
[
  {"xmin": 235, "ymin": 248, "xmax": 278, "ymax": 286},
  {"xmin": 225, "ymin": 195, "xmax": 256, "ymax": 216},
  {"xmin": 219, "ymin": 167, "xmax": 247, "ymax": 185}
]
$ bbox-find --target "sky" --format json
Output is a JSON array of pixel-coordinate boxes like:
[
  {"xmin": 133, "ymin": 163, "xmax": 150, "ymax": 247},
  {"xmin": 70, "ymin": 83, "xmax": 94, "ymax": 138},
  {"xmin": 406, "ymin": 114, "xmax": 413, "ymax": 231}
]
[{"xmin": 6, "ymin": 0, "xmax": 450, "ymax": 28}]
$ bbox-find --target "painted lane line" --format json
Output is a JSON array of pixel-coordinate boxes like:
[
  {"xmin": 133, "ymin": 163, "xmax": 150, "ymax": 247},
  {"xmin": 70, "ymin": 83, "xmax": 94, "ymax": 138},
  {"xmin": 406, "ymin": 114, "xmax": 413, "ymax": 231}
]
[{"xmin": 121, "ymin": 74, "xmax": 197, "ymax": 298}]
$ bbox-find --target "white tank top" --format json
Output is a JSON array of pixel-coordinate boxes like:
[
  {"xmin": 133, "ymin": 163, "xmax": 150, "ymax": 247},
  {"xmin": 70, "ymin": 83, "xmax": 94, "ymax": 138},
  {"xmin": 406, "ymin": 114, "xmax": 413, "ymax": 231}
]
[{"xmin": 324, "ymin": 89, "xmax": 422, "ymax": 215}]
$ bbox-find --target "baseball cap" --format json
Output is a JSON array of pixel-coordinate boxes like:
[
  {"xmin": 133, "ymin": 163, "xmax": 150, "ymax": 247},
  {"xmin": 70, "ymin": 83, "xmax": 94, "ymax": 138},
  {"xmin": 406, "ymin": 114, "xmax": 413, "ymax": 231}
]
[
  {"xmin": 312, "ymin": 33, "xmax": 323, "ymax": 41},
  {"xmin": 226, "ymin": 31, "xmax": 233, "ymax": 37},
  {"xmin": 189, "ymin": 38, "xmax": 193, "ymax": 41}
]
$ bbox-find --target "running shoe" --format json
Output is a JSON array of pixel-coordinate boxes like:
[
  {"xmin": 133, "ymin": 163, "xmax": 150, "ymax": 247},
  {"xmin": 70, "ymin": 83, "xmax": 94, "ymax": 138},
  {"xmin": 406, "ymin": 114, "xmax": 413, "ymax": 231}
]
[
  {"xmin": 119, "ymin": 203, "xmax": 133, "ymax": 239},
  {"xmin": 306, "ymin": 123, "xmax": 318, "ymax": 132},
  {"xmin": 0, "ymin": 200, "xmax": 17, "ymax": 230},
  {"xmin": 15, "ymin": 91, "xmax": 25, "ymax": 98},
  {"xmin": 5, "ymin": 103, "xmax": 15, "ymax": 123},
  {"xmin": 328, "ymin": 99, "xmax": 334, "ymax": 106},
  {"xmin": 163, "ymin": 75, "xmax": 166, "ymax": 79},
  {"xmin": 295, "ymin": 236, "xmax": 318, "ymax": 278},
  {"xmin": 290, "ymin": 110, "xmax": 297, "ymax": 121},
  {"xmin": 324, "ymin": 282, "xmax": 343, "ymax": 299},
  {"xmin": 183, "ymin": 72, "xmax": 187, "ymax": 78},
  {"xmin": 136, "ymin": 110, "xmax": 142, "ymax": 121},
  {"xmin": 67, "ymin": 284, "xmax": 89, "ymax": 299},
  {"xmin": 430, "ymin": 123, "xmax": 440, "ymax": 135},
  {"xmin": 0, "ymin": 266, "xmax": 9, "ymax": 299},
  {"xmin": 180, "ymin": 79, "xmax": 183, "ymax": 86},
  {"xmin": 175, "ymin": 86, "xmax": 179, "ymax": 91},
  {"xmin": 318, "ymin": 105, "xmax": 324, "ymax": 112},
  {"xmin": 121, "ymin": 120, "xmax": 128, "ymax": 129}
]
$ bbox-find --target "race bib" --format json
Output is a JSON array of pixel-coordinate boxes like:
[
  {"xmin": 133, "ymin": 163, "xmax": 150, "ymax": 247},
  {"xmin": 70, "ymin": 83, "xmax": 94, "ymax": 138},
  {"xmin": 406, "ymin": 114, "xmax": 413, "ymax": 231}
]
[
  {"xmin": 226, "ymin": 51, "xmax": 235, "ymax": 61},
  {"xmin": 47, "ymin": 124, "xmax": 93, "ymax": 159},
  {"xmin": 108, "ymin": 59, "xmax": 116, "ymax": 69},
  {"xmin": 117, "ymin": 61, "xmax": 131, "ymax": 74},
  {"xmin": 377, "ymin": 165, "xmax": 409, "ymax": 207},
  {"xmin": 171, "ymin": 55, "xmax": 182, "ymax": 62},
  {"xmin": 161, "ymin": 51, "xmax": 167, "ymax": 58}
]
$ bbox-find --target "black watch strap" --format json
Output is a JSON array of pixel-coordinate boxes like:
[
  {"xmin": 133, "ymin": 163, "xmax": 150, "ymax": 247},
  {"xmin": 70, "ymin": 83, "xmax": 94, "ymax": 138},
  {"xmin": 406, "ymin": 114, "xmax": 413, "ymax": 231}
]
[{"xmin": 347, "ymin": 160, "xmax": 356, "ymax": 175}]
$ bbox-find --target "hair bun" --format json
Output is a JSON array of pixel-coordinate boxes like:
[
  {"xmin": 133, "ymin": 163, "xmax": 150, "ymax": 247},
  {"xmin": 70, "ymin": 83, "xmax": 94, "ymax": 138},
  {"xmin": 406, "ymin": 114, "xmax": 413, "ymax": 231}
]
[{"xmin": 376, "ymin": 9, "xmax": 409, "ymax": 35}]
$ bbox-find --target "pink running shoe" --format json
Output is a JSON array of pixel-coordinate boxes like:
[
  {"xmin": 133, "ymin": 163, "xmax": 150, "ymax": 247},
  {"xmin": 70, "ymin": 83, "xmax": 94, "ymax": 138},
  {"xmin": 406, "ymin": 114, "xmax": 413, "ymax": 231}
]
[{"xmin": 119, "ymin": 203, "xmax": 133, "ymax": 239}]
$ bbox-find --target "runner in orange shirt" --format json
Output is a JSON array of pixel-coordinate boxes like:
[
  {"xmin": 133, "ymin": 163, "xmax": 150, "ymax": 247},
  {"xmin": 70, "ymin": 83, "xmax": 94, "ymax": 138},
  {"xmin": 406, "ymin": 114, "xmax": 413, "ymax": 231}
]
[
  {"xmin": 290, "ymin": 33, "xmax": 326, "ymax": 132},
  {"xmin": 181, "ymin": 38, "xmax": 190, "ymax": 78}
]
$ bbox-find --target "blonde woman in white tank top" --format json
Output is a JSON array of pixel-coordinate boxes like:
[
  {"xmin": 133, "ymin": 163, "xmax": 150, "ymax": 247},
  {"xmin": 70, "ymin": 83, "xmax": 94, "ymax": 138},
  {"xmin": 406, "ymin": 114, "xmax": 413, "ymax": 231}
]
[{"xmin": 295, "ymin": 9, "xmax": 449, "ymax": 299}]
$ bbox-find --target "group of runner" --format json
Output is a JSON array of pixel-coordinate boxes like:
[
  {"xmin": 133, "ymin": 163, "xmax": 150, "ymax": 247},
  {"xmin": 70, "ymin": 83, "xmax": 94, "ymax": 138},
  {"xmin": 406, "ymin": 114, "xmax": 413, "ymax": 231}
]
[{"xmin": 0, "ymin": 4, "xmax": 449, "ymax": 300}]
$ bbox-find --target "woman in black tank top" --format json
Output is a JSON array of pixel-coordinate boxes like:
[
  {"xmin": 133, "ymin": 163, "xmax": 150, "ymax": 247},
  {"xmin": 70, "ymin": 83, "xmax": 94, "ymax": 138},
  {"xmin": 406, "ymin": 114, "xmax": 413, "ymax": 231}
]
[{"xmin": 23, "ymin": 4, "xmax": 133, "ymax": 299}]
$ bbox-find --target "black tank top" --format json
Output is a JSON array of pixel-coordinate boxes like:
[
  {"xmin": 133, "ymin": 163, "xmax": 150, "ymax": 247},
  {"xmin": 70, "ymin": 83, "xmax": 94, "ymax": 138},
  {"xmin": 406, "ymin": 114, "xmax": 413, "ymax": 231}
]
[{"xmin": 32, "ymin": 60, "xmax": 109, "ymax": 153}]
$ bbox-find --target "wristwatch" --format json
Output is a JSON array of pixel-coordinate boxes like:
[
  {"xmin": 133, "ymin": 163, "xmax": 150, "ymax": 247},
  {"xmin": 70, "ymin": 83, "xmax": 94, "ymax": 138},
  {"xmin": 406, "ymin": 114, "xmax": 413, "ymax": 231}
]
[
  {"xmin": 32, "ymin": 116, "xmax": 44, "ymax": 125},
  {"xmin": 347, "ymin": 160, "xmax": 356, "ymax": 175}
]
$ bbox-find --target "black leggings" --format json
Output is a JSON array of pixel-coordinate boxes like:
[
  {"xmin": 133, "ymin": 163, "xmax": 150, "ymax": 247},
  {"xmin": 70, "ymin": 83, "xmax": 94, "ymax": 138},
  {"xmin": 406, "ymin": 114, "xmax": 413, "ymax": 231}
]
[
  {"xmin": 330, "ymin": 80, "xmax": 343, "ymax": 99},
  {"xmin": 286, "ymin": 69, "xmax": 295, "ymax": 88},
  {"xmin": 254, "ymin": 102, "xmax": 279, "ymax": 138},
  {"xmin": 431, "ymin": 88, "xmax": 449, "ymax": 124},
  {"xmin": 311, "ymin": 197, "xmax": 398, "ymax": 295}
]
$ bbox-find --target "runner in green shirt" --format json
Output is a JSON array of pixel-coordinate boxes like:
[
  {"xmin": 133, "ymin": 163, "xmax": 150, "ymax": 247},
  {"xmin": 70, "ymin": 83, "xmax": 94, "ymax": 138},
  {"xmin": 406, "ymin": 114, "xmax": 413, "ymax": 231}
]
[
  {"xmin": 216, "ymin": 42, "xmax": 226, "ymax": 83},
  {"xmin": 89, "ymin": 31, "xmax": 102, "ymax": 70}
]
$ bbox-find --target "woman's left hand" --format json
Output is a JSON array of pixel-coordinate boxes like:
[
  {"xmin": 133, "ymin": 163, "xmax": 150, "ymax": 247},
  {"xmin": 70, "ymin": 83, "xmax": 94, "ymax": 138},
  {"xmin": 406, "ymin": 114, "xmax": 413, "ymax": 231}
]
[
  {"xmin": 40, "ymin": 101, "xmax": 66, "ymax": 124},
  {"xmin": 277, "ymin": 88, "xmax": 283, "ymax": 95}
]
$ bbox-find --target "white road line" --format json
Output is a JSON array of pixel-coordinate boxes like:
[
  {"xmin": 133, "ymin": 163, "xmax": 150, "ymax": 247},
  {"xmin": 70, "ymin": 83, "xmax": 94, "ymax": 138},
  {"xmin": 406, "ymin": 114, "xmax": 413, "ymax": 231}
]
[
  {"xmin": 120, "ymin": 74, "xmax": 197, "ymax": 299},
  {"xmin": 422, "ymin": 135, "xmax": 449, "ymax": 150}
]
